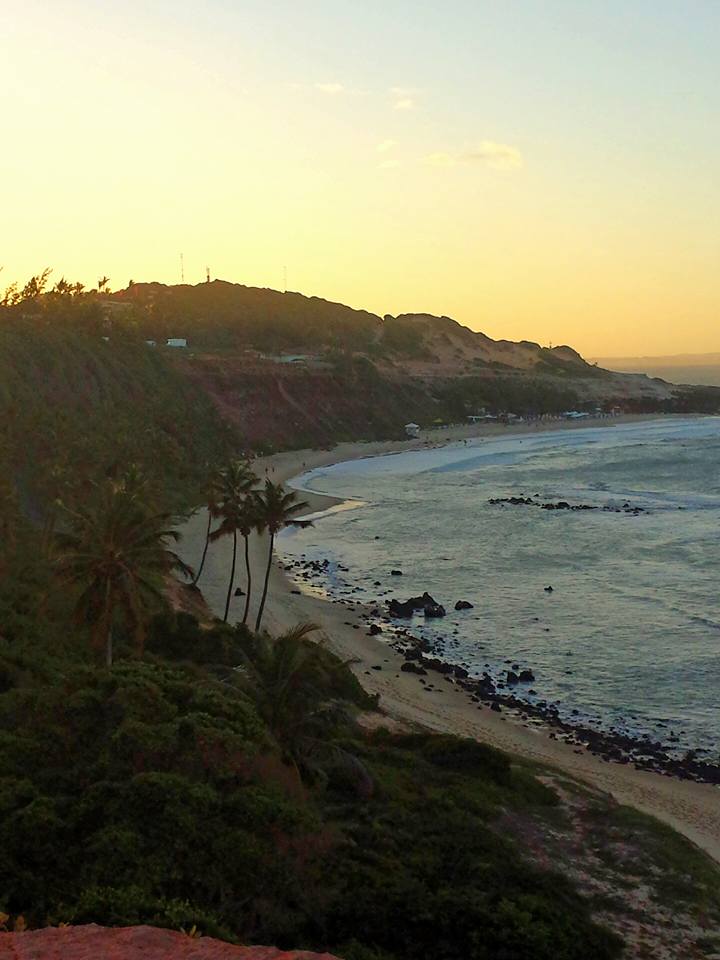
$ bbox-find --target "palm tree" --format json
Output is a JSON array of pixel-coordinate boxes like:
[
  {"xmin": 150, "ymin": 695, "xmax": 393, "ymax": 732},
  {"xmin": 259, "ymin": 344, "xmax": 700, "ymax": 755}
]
[
  {"xmin": 253, "ymin": 480, "xmax": 310, "ymax": 632},
  {"xmin": 209, "ymin": 461, "xmax": 256, "ymax": 623},
  {"xmin": 53, "ymin": 484, "xmax": 192, "ymax": 666},
  {"xmin": 192, "ymin": 469, "xmax": 222, "ymax": 587},
  {"xmin": 238, "ymin": 495, "xmax": 259, "ymax": 625},
  {"xmin": 239, "ymin": 623, "xmax": 371, "ymax": 792}
]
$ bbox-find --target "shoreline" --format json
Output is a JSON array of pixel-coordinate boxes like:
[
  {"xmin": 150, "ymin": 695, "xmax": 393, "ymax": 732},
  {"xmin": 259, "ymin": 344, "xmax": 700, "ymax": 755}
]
[{"xmin": 180, "ymin": 414, "xmax": 720, "ymax": 864}]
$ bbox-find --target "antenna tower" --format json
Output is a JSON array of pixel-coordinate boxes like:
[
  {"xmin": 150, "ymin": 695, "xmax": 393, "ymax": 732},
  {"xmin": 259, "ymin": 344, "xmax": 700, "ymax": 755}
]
[
  {"xmin": 206, "ymin": 266, "xmax": 211, "ymax": 283},
  {"xmin": 180, "ymin": 253, "xmax": 185, "ymax": 284}
]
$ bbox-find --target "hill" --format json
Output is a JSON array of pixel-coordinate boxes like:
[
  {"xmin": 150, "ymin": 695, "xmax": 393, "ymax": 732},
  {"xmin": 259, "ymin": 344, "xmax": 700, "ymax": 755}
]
[
  {"xmin": 103, "ymin": 279, "xmax": 719, "ymax": 447},
  {"xmin": 112, "ymin": 280, "xmax": 626, "ymax": 381},
  {"xmin": 2, "ymin": 276, "xmax": 720, "ymax": 958},
  {"xmin": 4, "ymin": 274, "xmax": 719, "ymax": 456},
  {"xmin": 3, "ymin": 273, "xmax": 719, "ymax": 458}
]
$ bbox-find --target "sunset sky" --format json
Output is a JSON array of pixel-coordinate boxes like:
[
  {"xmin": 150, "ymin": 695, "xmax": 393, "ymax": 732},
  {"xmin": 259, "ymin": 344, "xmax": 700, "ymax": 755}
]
[{"xmin": 3, "ymin": 0, "xmax": 719, "ymax": 356}]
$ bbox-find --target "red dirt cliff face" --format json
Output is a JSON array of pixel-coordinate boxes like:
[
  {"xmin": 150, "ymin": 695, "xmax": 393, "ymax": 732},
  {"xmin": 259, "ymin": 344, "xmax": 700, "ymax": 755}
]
[
  {"xmin": 175, "ymin": 355, "xmax": 438, "ymax": 449},
  {"xmin": 0, "ymin": 925, "xmax": 342, "ymax": 960}
]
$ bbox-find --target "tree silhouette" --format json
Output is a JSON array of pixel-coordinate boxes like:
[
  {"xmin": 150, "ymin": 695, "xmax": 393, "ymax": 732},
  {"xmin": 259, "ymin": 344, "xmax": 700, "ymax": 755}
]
[
  {"xmin": 253, "ymin": 480, "xmax": 309, "ymax": 632},
  {"xmin": 53, "ymin": 484, "xmax": 192, "ymax": 666},
  {"xmin": 239, "ymin": 622, "xmax": 371, "ymax": 790},
  {"xmin": 210, "ymin": 461, "xmax": 257, "ymax": 622},
  {"xmin": 192, "ymin": 469, "xmax": 223, "ymax": 587}
]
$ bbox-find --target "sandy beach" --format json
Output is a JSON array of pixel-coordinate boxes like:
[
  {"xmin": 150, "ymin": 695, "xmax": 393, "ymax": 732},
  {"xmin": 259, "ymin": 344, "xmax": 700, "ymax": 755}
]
[{"xmin": 181, "ymin": 414, "xmax": 720, "ymax": 864}]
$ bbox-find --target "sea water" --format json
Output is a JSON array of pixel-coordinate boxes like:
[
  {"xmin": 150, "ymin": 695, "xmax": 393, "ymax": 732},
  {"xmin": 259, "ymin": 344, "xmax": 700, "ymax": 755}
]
[{"xmin": 279, "ymin": 417, "xmax": 720, "ymax": 762}]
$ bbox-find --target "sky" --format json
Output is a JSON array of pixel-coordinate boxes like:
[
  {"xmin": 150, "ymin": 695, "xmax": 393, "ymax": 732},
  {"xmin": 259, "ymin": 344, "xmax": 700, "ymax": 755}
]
[{"xmin": 2, "ymin": 0, "xmax": 719, "ymax": 356}]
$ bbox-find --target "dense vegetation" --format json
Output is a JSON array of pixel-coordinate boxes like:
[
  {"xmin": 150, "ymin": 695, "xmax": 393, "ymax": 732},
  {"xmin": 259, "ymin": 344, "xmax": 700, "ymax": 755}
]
[
  {"xmin": 0, "ymin": 331, "xmax": 235, "ymax": 515},
  {"xmin": 435, "ymin": 374, "xmax": 584, "ymax": 419},
  {"xmin": 111, "ymin": 279, "xmax": 382, "ymax": 354},
  {"xmin": 0, "ymin": 588, "xmax": 623, "ymax": 959}
]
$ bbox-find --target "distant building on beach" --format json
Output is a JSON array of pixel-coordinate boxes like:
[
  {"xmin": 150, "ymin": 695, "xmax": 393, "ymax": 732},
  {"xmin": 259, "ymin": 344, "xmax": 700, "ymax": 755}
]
[
  {"xmin": 404, "ymin": 422, "xmax": 420, "ymax": 438},
  {"xmin": 166, "ymin": 338, "xmax": 188, "ymax": 348}
]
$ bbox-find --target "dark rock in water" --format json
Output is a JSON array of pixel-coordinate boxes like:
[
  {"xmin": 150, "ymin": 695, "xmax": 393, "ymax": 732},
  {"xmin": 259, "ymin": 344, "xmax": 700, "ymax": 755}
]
[
  {"xmin": 234, "ymin": 587, "xmax": 246, "ymax": 596},
  {"xmin": 519, "ymin": 669, "xmax": 535, "ymax": 683},
  {"xmin": 291, "ymin": 589, "xmax": 301, "ymax": 595},
  {"xmin": 454, "ymin": 600, "xmax": 474, "ymax": 610},
  {"xmin": 388, "ymin": 592, "xmax": 441, "ymax": 618},
  {"xmin": 490, "ymin": 494, "xmax": 647, "ymax": 515},
  {"xmin": 391, "ymin": 569, "xmax": 403, "ymax": 576},
  {"xmin": 388, "ymin": 598, "xmax": 416, "ymax": 618},
  {"xmin": 544, "ymin": 585, "xmax": 554, "ymax": 593},
  {"xmin": 401, "ymin": 661, "xmax": 427, "ymax": 675},
  {"xmin": 506, "ymin": 670, "xmax": 519, "ymax": 685},
  {"xmin": 369, "ymin": 623, "xmax": 383, "ymax": 635},
  {"xmin": 424, "ymin": 603, "xmax": 446, "ymax": 618},
  {"xmin": 372, "ymin": 665, "xmax": 382, "ymax": 671},
  {"xmin": 491, "ymin": 702, "xmax": 502, "ymax": 713}
]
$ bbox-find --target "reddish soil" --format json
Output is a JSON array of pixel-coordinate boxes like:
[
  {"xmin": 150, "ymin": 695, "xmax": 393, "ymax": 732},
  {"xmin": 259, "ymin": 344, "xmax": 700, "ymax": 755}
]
[{"xmin": 0, "ymin": 925, "xmax": 341, "ymax": 959}]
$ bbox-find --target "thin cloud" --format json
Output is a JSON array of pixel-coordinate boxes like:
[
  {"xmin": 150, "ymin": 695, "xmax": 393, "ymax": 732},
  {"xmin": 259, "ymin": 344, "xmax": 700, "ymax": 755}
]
[
  {"xmin": 424, "ymin": 152, "xmax": 456, "ymax": 167},
  {"xmin": 315, "ymin": 82, "xmax": 345, "ymax": 94},
  {"xmin": 461, "ymin": 141, "xmax": 523, "ymax": 170},
  {"xmin": 376, "ymin": 139, "xmax": 398, "ymax": 153},
  {"xmin": 377, "ymin": 158, "xmax": 401, "ymax": 169},
  {"xmin": 423, "ymin": 141, "xmax": 523, "ymax": 171},
  {"xmin": 389, "ymin": 86, "xmax": 418, "ymax": 111}
]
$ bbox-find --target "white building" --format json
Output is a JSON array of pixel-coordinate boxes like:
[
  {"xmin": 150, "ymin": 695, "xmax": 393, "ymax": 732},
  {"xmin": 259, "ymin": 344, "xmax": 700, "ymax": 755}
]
[
  {"xmin": 166, "ymin": 338, "xmax": 188, "ymax": 348},
  {"xmin": 404, "ymin": 422, "xmax": 420, "ymax": 439}
]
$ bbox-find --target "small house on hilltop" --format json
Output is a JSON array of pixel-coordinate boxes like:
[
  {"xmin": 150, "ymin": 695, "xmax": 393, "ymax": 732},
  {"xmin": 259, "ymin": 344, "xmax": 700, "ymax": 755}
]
[{"xmin": 166, "ymin": 338, "xmax": 187, "ymax": 348}]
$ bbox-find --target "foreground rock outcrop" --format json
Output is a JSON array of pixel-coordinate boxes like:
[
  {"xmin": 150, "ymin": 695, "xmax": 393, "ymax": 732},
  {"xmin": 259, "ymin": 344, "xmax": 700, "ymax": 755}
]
[{"xmin": 0, "ymin": 925, "xmax": 342, "ymax": 960}]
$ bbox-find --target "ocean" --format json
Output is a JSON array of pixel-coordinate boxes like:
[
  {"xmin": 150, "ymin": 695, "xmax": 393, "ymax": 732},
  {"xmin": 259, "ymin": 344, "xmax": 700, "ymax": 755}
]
[
  {"xmin": 593, "ymin": 362, "xmax": 720, "ymax": 387},
  {"xmin": 279, "ymin": 417, "xmax": 720, "ymax": 764}
]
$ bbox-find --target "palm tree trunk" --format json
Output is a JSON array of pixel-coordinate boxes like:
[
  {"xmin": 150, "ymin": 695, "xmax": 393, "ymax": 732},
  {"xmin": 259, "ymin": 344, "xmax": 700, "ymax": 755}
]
[
  {"xmin": 255, "ymin": 532, "xmax": 274, "ymax": 632},
  {"xmin": 223, "ymin": 528, "xmax": 237, "ymax": 622},
  {"xmin": 242, "ymin": 533, "xmax": 252, "ymax": 624},
  {"xmin": 193, "ymin": 510, "xmax": 212, "ymax": 585},
  {"xmin": 103, "ymin": 582, "xmax": 113, "ymax": 667},
  {"xmin": 41, "ymin": 506, "xmax": 57, "ymax": 555}
]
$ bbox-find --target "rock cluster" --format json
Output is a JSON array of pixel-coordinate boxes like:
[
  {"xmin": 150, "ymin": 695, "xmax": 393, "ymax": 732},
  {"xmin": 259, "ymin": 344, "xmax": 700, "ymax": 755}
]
[
  {"xmin": 488, "ymin": 496, "xmax": 646, "ymax": 515},
  {"xmin": 281, "ymin": 552, "xmax": 720, "ymax": 785},
  {"xmin": 388, "ymin": 593, "xmax": 446, "ymax": 618}
]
